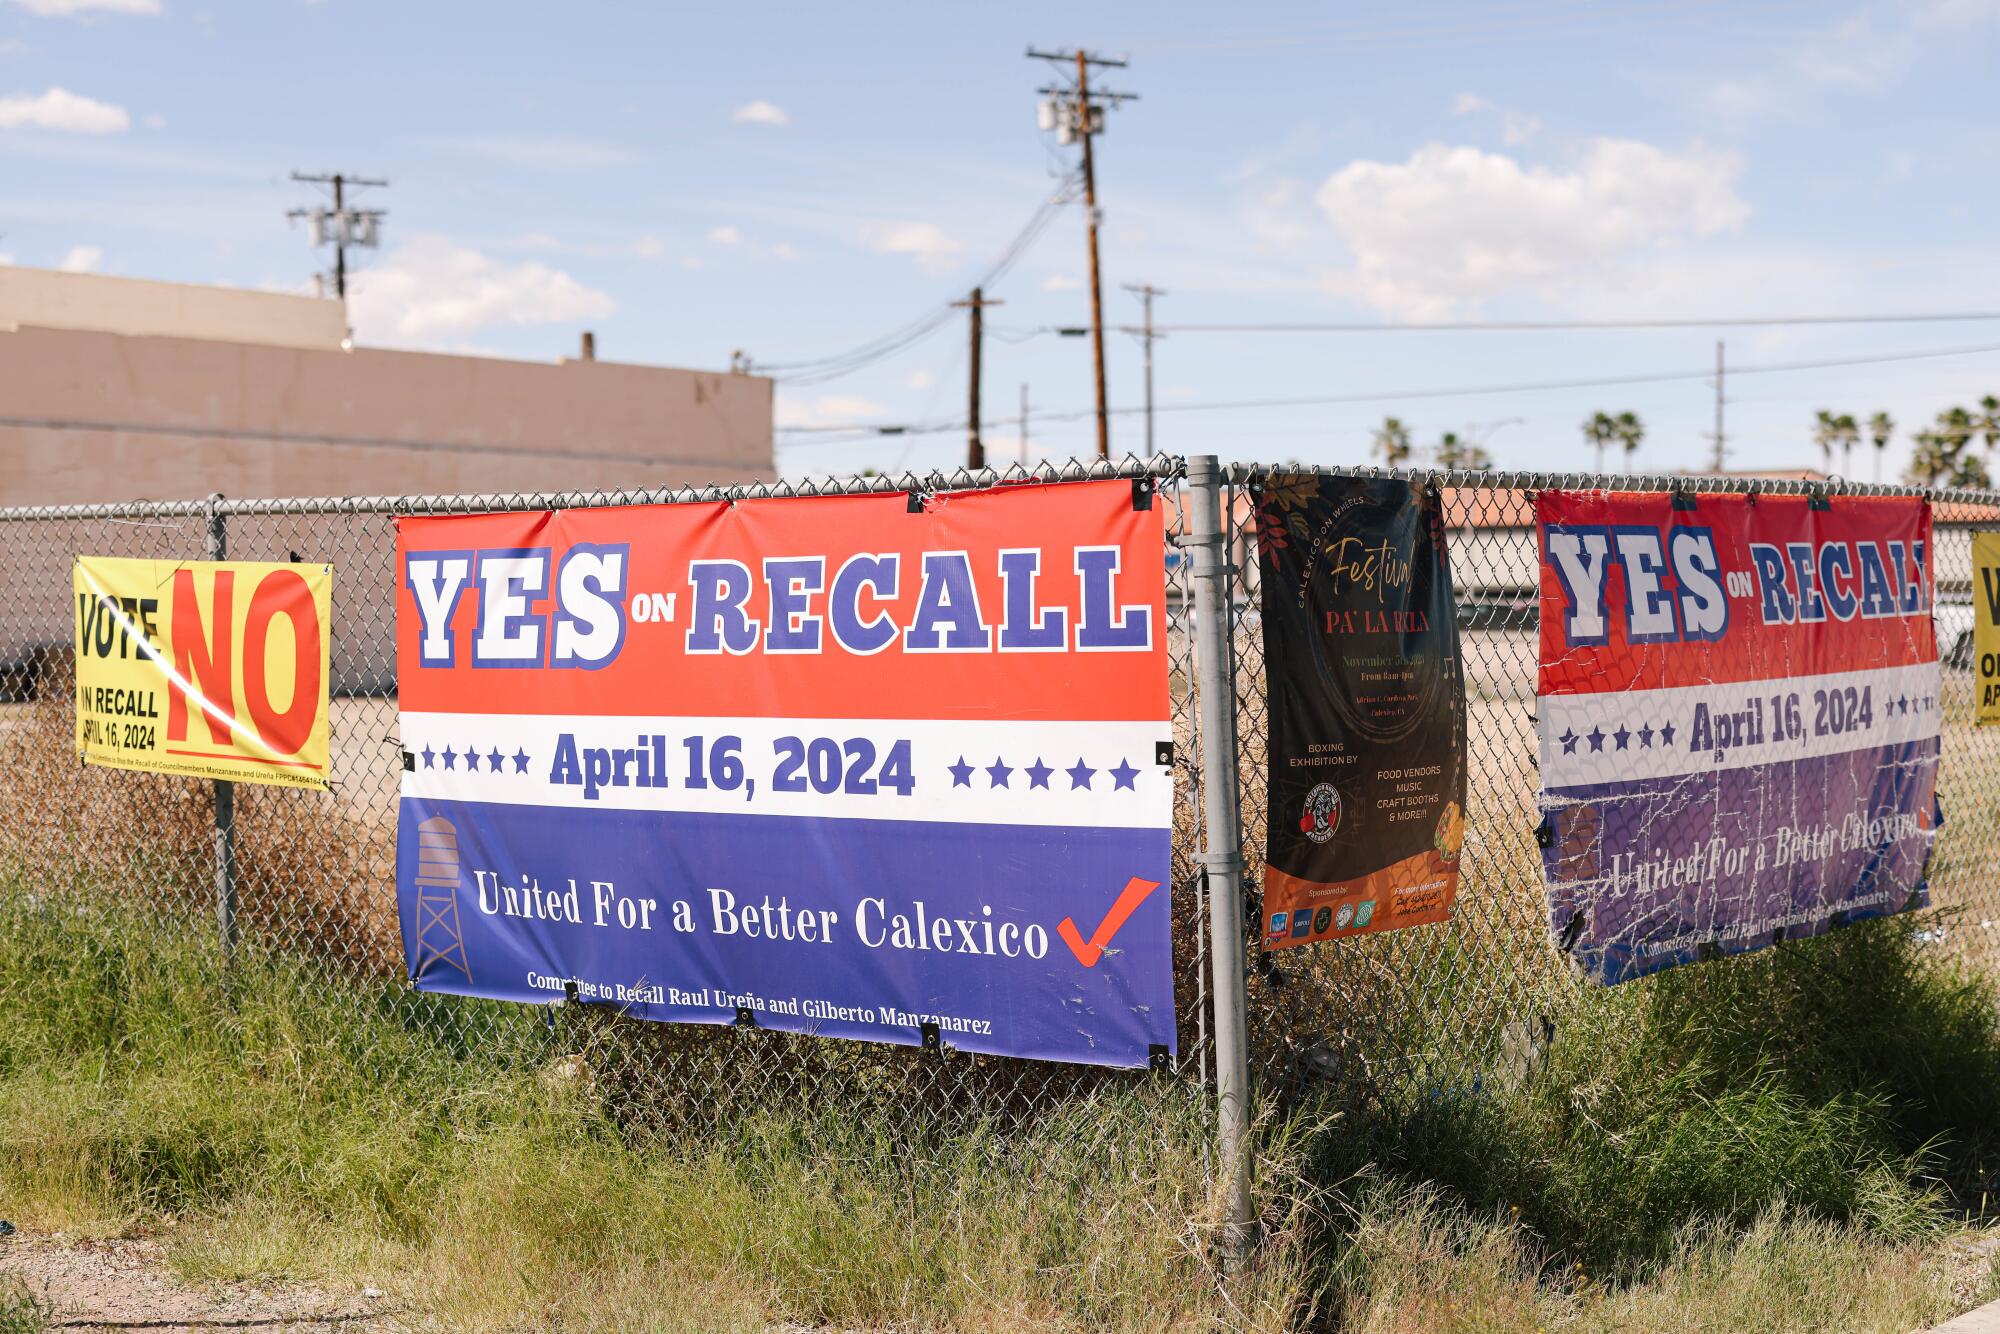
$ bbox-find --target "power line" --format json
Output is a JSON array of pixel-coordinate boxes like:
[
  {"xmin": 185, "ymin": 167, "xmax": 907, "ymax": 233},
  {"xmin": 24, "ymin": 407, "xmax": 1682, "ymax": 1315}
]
[
  {"xmin": 751, "ymin": 182, "xmax": 1075, "ymax": 386},
  {"xmin": 1026, "ymin": 311, "xmax": 2000, "ymax": 336},
  {"xmin": 774, "ymin": 338, "xmax": 2000, "ymax": 445}
]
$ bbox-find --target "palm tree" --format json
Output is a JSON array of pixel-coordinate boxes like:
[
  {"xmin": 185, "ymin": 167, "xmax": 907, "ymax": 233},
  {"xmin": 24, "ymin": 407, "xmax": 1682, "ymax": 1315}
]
[
  {"xmin": 1979, "ymin": 394, "xmax": 2000, "ymax": 461},
  {"xmin": 1581, "ymin": 412, "xmax": 1616, "ymax": 473},
  {"xmin": 1372, "ymin": 417, "xmax": 1413, "ymax": 468},
  {"xmin": 1812, "ymin": 410, "xmax": 1839, "ymax": 473},
  {"xmin": 1868, "ymin": 412, "xmax": 1893, "ymax": 483},
  {"xmin": 1435, "ymin": 431, "xmax": 1493, "ymax": 471},
  {"xmin": 1612, "ymin": 411, "xmax": 1645, "ymax": 473},
  {"xmin": 1905, "ymin": 406, "xmax": 1991, "ymax": 487}
]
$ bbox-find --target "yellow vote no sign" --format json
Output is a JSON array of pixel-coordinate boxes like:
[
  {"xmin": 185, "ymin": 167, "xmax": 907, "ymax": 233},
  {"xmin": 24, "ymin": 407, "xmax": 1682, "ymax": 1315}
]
[{"xmin": 74, "ymin": 556, "xmax": 332, "ymax": 789}]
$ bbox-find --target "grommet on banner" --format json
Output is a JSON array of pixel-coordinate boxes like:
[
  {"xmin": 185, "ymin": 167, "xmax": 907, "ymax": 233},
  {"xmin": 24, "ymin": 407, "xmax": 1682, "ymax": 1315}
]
[
  {"xmin": 1148, "ymin": 1044, "xmax": 1170, "ymax": 1073},
  {"xmin": 905, "ymin": 491, "xmax": 925, "ymax": 514},
  {"xmin": 1670, "ymin": 485, "xmax": 1699, "ymax": 512},
  {"xmin": 1808, "ymin": 486, "xmax": 1832, "ymax": 512},
  {"xmin": 1770, "ymin": 925, "xmax": 1787, "ymax": 946},
  {"xmin": 734, "ymin": 1006, "xmax": 756, "ymax": 1028},
  {"xmin": 1132, "ymin": 476, "xmax": 1154, "ymax": 511},
  {"xmin": 400, "ymin": 750, "xmax": 415, "ymax": 772},
  {"xmin": 1535, "ymin": 814, "xmax": 1554, "ymax": 849},
  {"xmin": 1155, "ymin": 740, "xmax": 1173, "ymax": 766},
  {"xmin": 1697, "ymin": 940, "xmax": 1724, "ymax": 963},
  {"xmin": 563, "ymin": 980, "xmax": 579, "ymax": 1004},
  {"xmin": 920, "ymin": 1021, "xmax": 942, "ymax": 1052}
]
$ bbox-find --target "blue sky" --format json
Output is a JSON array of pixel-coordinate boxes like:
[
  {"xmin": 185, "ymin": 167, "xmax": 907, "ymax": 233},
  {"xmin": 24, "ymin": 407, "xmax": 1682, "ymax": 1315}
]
[{"xmin": 4, "ymin": 0, "xmax": 1999, "ymax": 481}]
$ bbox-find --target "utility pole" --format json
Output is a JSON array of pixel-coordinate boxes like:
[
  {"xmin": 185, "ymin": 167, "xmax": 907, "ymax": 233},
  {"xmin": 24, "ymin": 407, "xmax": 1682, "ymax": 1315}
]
[
  {"xmin": 287, "ymin": 171, "xmax": 387, "ymax": 300},
  {"xmin": 1709, "ymin": 339, "xmax": 1727, "ymax": 472},
  {"xmin": 951, "ymin": 287, "xmax": 1003, "ymax": 470},
  {"xmin": 1123, "ymin": 283, "xmax": 1166, "ymax": 458},
  {"xmin": 1019, "ymin": 383, "xmax": 1030, "ymax": 464},
  {"xmin": 1031, "ymin": 47, "xmax": 1136, "ymax": 459}
]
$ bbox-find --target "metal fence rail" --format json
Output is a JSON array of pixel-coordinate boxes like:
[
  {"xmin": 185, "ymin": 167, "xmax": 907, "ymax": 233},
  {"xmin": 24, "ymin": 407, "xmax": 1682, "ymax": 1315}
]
[{"xmin": 5, "ymin": 452, "xmax": 2000, "ymax": 1236}]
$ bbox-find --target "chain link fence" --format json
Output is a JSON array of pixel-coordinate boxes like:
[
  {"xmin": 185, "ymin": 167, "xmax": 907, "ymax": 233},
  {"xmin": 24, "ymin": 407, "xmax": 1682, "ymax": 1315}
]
[
  {"xmin": 1221, "ymin": 464, "xmax": 2000, "ymax": 1112},
  {"xmin": 5, "ymin": 456, "xmax": 2000, "ymax": 1157}
]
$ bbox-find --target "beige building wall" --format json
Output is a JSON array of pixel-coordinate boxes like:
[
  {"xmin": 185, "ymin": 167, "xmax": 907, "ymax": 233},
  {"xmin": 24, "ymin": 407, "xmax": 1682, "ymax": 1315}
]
[
  {"xmin": 0, "ymin": 295, "xmax": 774, "ymax": 685},
  {"xmin": 0, "ymin": 323, "xmax": 774, "ymax": 505},
  {"xmin": 0, "ymin": 267, "xmax": 347, "ymax": 350}
]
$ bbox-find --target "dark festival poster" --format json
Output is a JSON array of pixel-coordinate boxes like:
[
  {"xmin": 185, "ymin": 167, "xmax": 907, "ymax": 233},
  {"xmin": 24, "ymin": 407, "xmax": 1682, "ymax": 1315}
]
[{"xmin": 1254, "ymin": 474, "xmax": 1467, "ymax": 950}]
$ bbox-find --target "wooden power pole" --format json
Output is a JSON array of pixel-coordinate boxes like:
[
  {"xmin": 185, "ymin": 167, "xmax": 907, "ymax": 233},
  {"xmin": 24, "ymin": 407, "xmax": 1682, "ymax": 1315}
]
[
  {"xmin": 1030, "ymin": 47, "xmax": 1136, "ymax": 460},
  {"xmin": 951, "ymin": 287, "xmax": 1003, "ymax": 469}
]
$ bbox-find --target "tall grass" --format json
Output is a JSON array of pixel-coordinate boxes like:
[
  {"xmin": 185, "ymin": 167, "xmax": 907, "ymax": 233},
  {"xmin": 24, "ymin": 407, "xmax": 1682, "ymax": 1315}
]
[{"xmin": 3, "ymin": 881, "xmax": 2000, "ymax": 1330}]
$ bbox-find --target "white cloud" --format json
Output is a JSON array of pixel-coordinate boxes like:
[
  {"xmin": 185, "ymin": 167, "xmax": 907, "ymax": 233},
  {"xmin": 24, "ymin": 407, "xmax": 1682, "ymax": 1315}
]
[
  {"xmin": 423, "ymin": 134, "xmax": 638, "ymax": 171},
  {"xmin": 1041, "ymin": 273, "xmax": 1081, "ymax": 292},
  {"xmin": 707, "ymin": 224, "xmax": 742, "ymax": 245},
  {"xmin": 1449, "ymin": 90, "xmax": 1540, "ymax": 145},
  {"xmin": 8, "ymin": 0, "xmax": 159, "ymax": 14},
  {"xmin": 859, "ymin": 220, "xmax": 961, "ymax": 273},
  {"xmin": 774, "ymin": 393, "xmax": 887, "ymax": 429},
  {"xmin": 1703, "ymin": 2, "xmax": 2000, "ymax": 122},
  {"xmin": 140, "ymin": 111, "xmax": 164, "ymax": 129},
  {"xmin": 346, "ymin": 233, "xmax": 616, "ymax": 344},
  {"xmin": 905, "ymin": 370, "xmax": 934, "ymax": 390},
  {"xmin": 56, "ymin": 243, "xmax": 100, "ymax": 272},
  {"xmin": 732, "ymin": 99, "xmax": 789, "ymax": 126},
  {"xmin": 1314, "ymin": 138, "xmax": 1749, "ymax": 317},
  {"xmin": 772, "ymin": 241, "xmax": 797, "ymax": 261},
  {"xmin": 633, "ymin": 234, "xmax": 664, "ymax": 259},
  {"xmin": 0, "ymin": 87, "xmax": 130, "ymax": 133},
  {"xmin": 0, "ymin": 251, "xmax": 14, "ymax": 265},
  {"xmin": 0, "ymin": 38, "xmax": 28, "ymax": 55}
]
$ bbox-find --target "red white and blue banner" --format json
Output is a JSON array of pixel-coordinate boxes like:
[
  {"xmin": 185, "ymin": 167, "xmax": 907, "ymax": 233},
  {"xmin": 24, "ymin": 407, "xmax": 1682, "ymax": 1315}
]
[
  {"xmin": 394, "ymin": 479, "xmax": 1176, "ymax": 1068},
  {"xmin": 1536, "ymin": 491, "xmax": 1940, "ymax": 985}
]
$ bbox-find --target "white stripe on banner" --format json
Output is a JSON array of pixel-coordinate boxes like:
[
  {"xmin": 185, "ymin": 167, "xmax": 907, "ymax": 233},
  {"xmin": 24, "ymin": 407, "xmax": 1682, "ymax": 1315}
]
[
  {"xmin": 400, "ymin": 712, "xmax": 1173, "ymax": 830},
  {"xmin": 1539, "ymin": 662, "xmax": 1941, "ymax": 790}
]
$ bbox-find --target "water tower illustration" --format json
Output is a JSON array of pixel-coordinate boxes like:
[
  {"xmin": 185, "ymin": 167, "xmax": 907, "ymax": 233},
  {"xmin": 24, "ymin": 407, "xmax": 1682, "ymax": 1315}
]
[{"xmin": 411, "ymin": 815, "xmax": 473, "ymax": 983}]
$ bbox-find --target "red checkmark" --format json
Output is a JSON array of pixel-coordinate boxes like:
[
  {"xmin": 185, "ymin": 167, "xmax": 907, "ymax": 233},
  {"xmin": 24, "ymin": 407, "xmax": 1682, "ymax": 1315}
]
[{"xmin": 1057, "ymin": 876, "xmax": 1162, "ymax": 968}]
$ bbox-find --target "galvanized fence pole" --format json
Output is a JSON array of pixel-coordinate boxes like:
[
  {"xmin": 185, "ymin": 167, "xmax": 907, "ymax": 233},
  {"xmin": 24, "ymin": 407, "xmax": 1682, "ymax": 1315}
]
[
  {"xmin": 1186, "ymin": 454, "xmax": 1254, "ymax": 1258},
  {"xmin": 205, "ymin": 493, "xmax": 238, "ymax": 971}
]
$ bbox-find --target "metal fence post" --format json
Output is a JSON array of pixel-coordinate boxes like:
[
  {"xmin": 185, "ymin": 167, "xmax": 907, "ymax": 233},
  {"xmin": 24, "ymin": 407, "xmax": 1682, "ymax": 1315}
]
[
  {"xmin": 1186, "ymin": 454, "xmax": 1254, "ymax": 1261},
  {"xmin": 205, "ymin": 492, "xmax": 238, "ymax": 971}
]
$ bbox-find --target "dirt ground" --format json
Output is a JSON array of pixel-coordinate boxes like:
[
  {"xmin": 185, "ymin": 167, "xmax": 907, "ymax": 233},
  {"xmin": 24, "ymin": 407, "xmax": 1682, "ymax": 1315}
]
[{"xmin": 0, "ymin": 1228, "xmax": 404, "ymax": 1333}]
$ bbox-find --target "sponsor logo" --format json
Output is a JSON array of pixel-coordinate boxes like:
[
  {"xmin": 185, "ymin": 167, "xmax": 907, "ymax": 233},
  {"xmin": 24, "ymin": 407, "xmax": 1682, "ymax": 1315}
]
[
  {"xmin": 1290, "ymin": 912, "xmax": 1313, "ymax": 939},
  {"xmin": 1335, "ymin": 903, "xmax": 1354, "ymax": 929},
  {"xmin": 1354, "ymin": 899, "xmax": 1376, "ymax": 928},
  {"xmin": 1311, "ymin": 906, "xmax": 1333, "ymax": 934},
  {"xmin": 1269, "ymin": 911, "xmax": 1288, "ymax": 936},
  {"xmin": 1300, "ymin": 782, "xmax": 1342, "ymax": 844}
]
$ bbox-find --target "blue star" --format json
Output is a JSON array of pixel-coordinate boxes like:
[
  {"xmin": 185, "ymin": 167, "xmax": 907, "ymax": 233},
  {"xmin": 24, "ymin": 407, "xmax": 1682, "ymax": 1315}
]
[
  {"xmin": 1660, "ymin": 722, "xmax": 1676, "ymax": 745},
  {"xmin": 461, "ymin": 746, "xmax": 480, "ymax": 772},
  {"xmin": 420, "ymin": 744, "xmax": 436, "ymax": 769},
  {"xmin": 1894, "ymin": 695, "xmax": 1907, "ymax": 715},
  {"xmin": 512, "ymin": 748, "xmax": 530, "ymax": 774},
  {"xmin": 1110, "ymin": 758, "xmax": 1140, "ymax": 790},
  {"xmin": 1067, "ymin": 758, "xmax": 1096, "ymax": 789},
  {"xmin": 440, "ymin": 746, "xmax": 457, "ymax": 771},
  {"xmin": 949, "ymin": 756, "xmax": 974, "ymax": 788},
  {"xmin": 1613, "ymin": 725, "xmax": 1631, "ymax": 750},
  {"xmin": 1559, "ymin": 729, "xmax": 1578, "ymax": 755},
  {"xmin": 1638, "ymin": 724, "xmax": 1655, "ymax": 748},
  {"xmin": 1025, "ymin": 757, "xmax": 1053, "ymax": 789},
  {"xmin": 1587, "ymin": 726, "xmax": 1606, "ymax": 752},
  {"xmin": 488, "ymin": 747, "xmax": 505, "ymax": 771},
  {"xmin": 986, "ymin": 757, "xmax": 1013, "ymax": 788}
]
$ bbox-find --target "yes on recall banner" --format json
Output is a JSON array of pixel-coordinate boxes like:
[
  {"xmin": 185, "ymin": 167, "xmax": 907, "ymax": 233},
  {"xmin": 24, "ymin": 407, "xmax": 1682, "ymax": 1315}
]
[
  {"xmin": 1537, "ymin": 492, "xmax": 1939, "ymax": 985},
  {"xmin": 74, "ymin": 556, "xmax": 332, "ymax": 789},
  {"xmin": 1254, "ymin": 474, "xmax": 1466, "ymax": 949},
  {"xmin": 395, "ymin": 479, "xmax": 1176, "ymax": 1069},
  {"xmin": 1974, "ymin": 531, "xmax": 2000, "ymax": 725}
]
